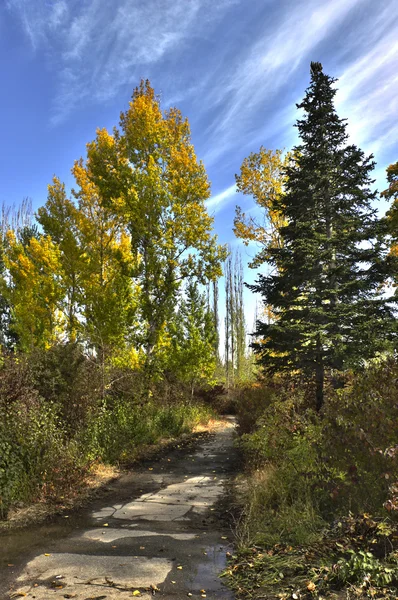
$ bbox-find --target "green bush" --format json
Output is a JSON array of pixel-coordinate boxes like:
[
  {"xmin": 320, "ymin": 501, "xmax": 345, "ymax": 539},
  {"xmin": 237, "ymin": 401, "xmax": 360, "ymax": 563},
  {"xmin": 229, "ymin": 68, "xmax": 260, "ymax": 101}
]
[
  {"xmin": 0, "ymin": 398, "xmax": 87, "ymax": 516},
  {"xmin": 238, "ymin": 395, "xmax": 327, "ymax": 546},
  {"xmin": 235, "ymin": 360, "xmax": 398, "ymax": 549},
  {"xmin": 82, "ymin": 400, "xmax": 213, "ymax": 465},
  {"xmin": 0, "ymin": 347, "xmax": 214, "ymax": 519}
]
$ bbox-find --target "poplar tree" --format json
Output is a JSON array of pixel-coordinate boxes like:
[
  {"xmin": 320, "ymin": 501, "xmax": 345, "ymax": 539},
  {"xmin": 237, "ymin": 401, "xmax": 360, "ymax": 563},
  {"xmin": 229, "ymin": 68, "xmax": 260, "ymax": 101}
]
[
  {"xmin": 251, "ymin": 62, "xmax": 396, "ymax": 410},
  {"xmin": 84, "ymin": 81, "xmax": 226, "ymax": 371},
  {"xmin": 382, "ymin": 160, "xmax": 398, "ymax": 258},
  {"xmin": 224, "ymin": 249, "xmax": 246, "ymax": 385}
]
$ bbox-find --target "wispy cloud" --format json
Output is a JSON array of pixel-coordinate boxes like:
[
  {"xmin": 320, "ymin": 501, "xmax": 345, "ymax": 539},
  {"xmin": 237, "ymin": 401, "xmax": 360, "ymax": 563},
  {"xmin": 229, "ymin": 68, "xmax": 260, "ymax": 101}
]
[
  {"xmin": 6, "ymin": 0, "xmax": 236, "ymax": 124},
  {"xmin": 207, "ymin": 184, "xmax": 237, "ymax": 214},
  {"xmin": 335, "ymin": 4, "xmax": 398, "ymax": 156},
  {"xmin": 201, "ymin": 0, "xmax": 363, "ymax": 165}
]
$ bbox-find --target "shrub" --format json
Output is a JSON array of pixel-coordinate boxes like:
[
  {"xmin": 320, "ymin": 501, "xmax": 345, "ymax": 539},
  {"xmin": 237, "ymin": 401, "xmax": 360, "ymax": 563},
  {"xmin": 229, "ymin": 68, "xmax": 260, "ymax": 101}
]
[
  {"xmin": 29, "ymin": 343, "xmax": 102, "ymax": 432},
  {"xmin": 235, "ymin": 360, "xmax": 398, "ymax": 549},
  {"xmin": 82, "ymin": 399, "xmax": 213, "ymax": 465}
]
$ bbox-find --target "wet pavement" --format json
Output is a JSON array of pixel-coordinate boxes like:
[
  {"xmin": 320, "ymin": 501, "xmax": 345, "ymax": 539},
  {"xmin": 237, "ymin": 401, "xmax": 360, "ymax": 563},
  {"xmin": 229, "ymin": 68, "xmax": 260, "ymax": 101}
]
[{"xmin": 0, "ymin": 418, "xmax": 237, "ymax": 600}]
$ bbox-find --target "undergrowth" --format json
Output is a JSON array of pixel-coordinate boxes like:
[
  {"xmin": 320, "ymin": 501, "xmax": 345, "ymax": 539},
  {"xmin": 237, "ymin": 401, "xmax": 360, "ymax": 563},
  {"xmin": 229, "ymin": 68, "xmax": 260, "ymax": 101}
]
[
  {"xmin": 225, "ymin": 360, "xmax": 398, "ymax": 599},
  {"xmin": 0, "ymin": 346, "xmax": 215, "ymax": 519}
]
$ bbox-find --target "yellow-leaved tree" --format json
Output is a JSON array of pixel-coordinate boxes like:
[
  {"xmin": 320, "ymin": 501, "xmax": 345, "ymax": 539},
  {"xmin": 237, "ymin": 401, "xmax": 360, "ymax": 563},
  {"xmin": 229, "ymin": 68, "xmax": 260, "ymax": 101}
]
[
  {"xmin": 37, "ymin": 170, "xmax": 140, "ymax": 387},
  {"xmin": 80, "ymin": 80, "xmax": 226, "ymax": 370},
  {"xmin": 71, "ymin": 159, "xmax": 140, "ymax": 371},
  {"xmin": 37, "ymin": 177, "xmax": 84, "ymax": 341},
  {"xmin": 4, "ymin": 230, "xmax": 64, "ymax": 351},
  {"xmin": 382, "ymin": 160, "xmax": 398, "ymax": 257},
  {"xmin": 234, "ymin": 147, "xmax": 290, "ymax": 269}
]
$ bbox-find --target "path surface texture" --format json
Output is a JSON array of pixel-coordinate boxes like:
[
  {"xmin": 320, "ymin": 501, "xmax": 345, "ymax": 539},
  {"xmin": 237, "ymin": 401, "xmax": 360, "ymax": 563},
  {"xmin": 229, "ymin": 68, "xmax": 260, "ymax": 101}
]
[{"xmin": 1, "ymin": 418, "xmax": 237, "ymax": 600}]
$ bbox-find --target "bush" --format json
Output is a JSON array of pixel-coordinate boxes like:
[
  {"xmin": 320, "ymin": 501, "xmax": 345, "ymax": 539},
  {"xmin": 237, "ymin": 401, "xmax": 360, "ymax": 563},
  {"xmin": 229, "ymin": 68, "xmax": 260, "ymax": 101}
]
[
  {"xmin": 0, "ymin": 397, "xmax": 88, "ymax": 516},
  {"xmin": 29, "ymin": 343, "xmax": 102, "ymax": 432},
  {"xmin": 82, "ymin": 399, "xmax": 213, "ymax": 465},
  {"xmin": 320, "ymin": 359, "xmax": 398, "ymax": 516},
  {"xmin": 0, "ymin": 346, "xmax": 214, "ymax": 519},
  {"xmin": 234, "ymin": 360, "xmax": 398, "ymax": 548}
]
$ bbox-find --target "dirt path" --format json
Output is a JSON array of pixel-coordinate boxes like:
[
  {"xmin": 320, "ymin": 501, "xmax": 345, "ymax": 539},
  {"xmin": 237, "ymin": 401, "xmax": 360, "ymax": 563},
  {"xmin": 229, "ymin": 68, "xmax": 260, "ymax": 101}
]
[{"xmin": 0, "ymin": 418, "xmax": 237, "ymax": 600}]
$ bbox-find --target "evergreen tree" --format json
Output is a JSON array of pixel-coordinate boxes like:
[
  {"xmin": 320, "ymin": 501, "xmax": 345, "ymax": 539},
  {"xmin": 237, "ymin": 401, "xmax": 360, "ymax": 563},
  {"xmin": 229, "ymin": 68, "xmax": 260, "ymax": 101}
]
[
  {"xmin": 171, "ymin": 280, "xmax": 217, "ymax": 395},
  {"xmin": 251, "ymin": 62, "xmax": 396, "ymax": 410}
]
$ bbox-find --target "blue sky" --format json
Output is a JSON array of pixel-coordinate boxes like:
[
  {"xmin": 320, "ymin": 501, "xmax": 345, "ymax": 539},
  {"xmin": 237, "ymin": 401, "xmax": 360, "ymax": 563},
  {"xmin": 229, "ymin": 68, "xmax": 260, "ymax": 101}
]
[{"xmin": 1, "ymin": 0, "xmax": 398, "ymax": 332}]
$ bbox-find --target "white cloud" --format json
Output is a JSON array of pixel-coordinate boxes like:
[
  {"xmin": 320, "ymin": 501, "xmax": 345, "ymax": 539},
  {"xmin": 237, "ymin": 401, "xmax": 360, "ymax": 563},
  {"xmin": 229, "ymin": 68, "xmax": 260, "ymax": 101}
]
[
  {"xmin": 201, "ymin": 0, "xmax": 363, "ymax": 166},
  {"xmin": 6, "ymin": 0, "xmax": 236, "ymax": 124},
  {"xmin": 206, "ymin": 183, "xmax": 237, "ymax": 214},
  {"xmin": 335, "ymin": 7, "xmax": 398, "ymax": 155}
]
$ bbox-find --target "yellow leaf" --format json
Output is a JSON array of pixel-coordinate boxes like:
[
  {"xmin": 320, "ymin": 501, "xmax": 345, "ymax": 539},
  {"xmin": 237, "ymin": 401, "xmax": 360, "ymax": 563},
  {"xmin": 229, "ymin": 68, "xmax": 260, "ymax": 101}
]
[
  {"xmin": 132, "ymin": 591, "xmax": 141, "ymax": 597},
  {"xmin": 307, "ymin": 581, "xmax": 316, "ymax": 592},
  {"xmin": 177, "ymin": 565, "xmax": 183, "ymax": 570}
]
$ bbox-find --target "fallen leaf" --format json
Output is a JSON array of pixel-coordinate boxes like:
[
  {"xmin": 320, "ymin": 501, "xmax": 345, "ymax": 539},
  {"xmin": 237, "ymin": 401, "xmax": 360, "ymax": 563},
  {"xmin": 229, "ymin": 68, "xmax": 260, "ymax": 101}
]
[
  {"xmin": 148, "ymin": 468, "xmax": 153, "ymax": 471},
  {"xmin": 103, "ymin": 523, "xmax": 109, "ymax": 527},
  {"xmin": 7, "ymin": 563, "xmax": 15, "ymax": 567},
  {"xmin": 171, "ymin": 581, "xmax": 176, "ymax": 584},
  {"xmin": 307, "ymin": 581, "xmax": 316, "ymax": 592},
  {"xmin": 200, "ymin": 589, "xmax": 206, "ymax": 593},
  {"xmin": 132, "ymin": 591, "xmax": 141, "ymax": 597},
  {"xmin": 221, "ymin": 536, "xmax": 227, "ymax": 540},
  {"xmin": 44, "ymin": 553, "xmax": 51, "ymax": 556},
  {"xmin": 187, "ymin": 594, "xmax": 192, "ymax": 597},
  {"xmin": 177, "ymin": 565, "xmax": 183, "ymax": 570}
]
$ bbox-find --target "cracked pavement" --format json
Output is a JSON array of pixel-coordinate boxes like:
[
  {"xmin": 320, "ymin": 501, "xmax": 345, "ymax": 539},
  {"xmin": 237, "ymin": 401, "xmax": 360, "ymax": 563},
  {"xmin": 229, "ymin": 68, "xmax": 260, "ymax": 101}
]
[{"xmin": 0, "ymin": 418, "xmax": 237, "ymax": 599}]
